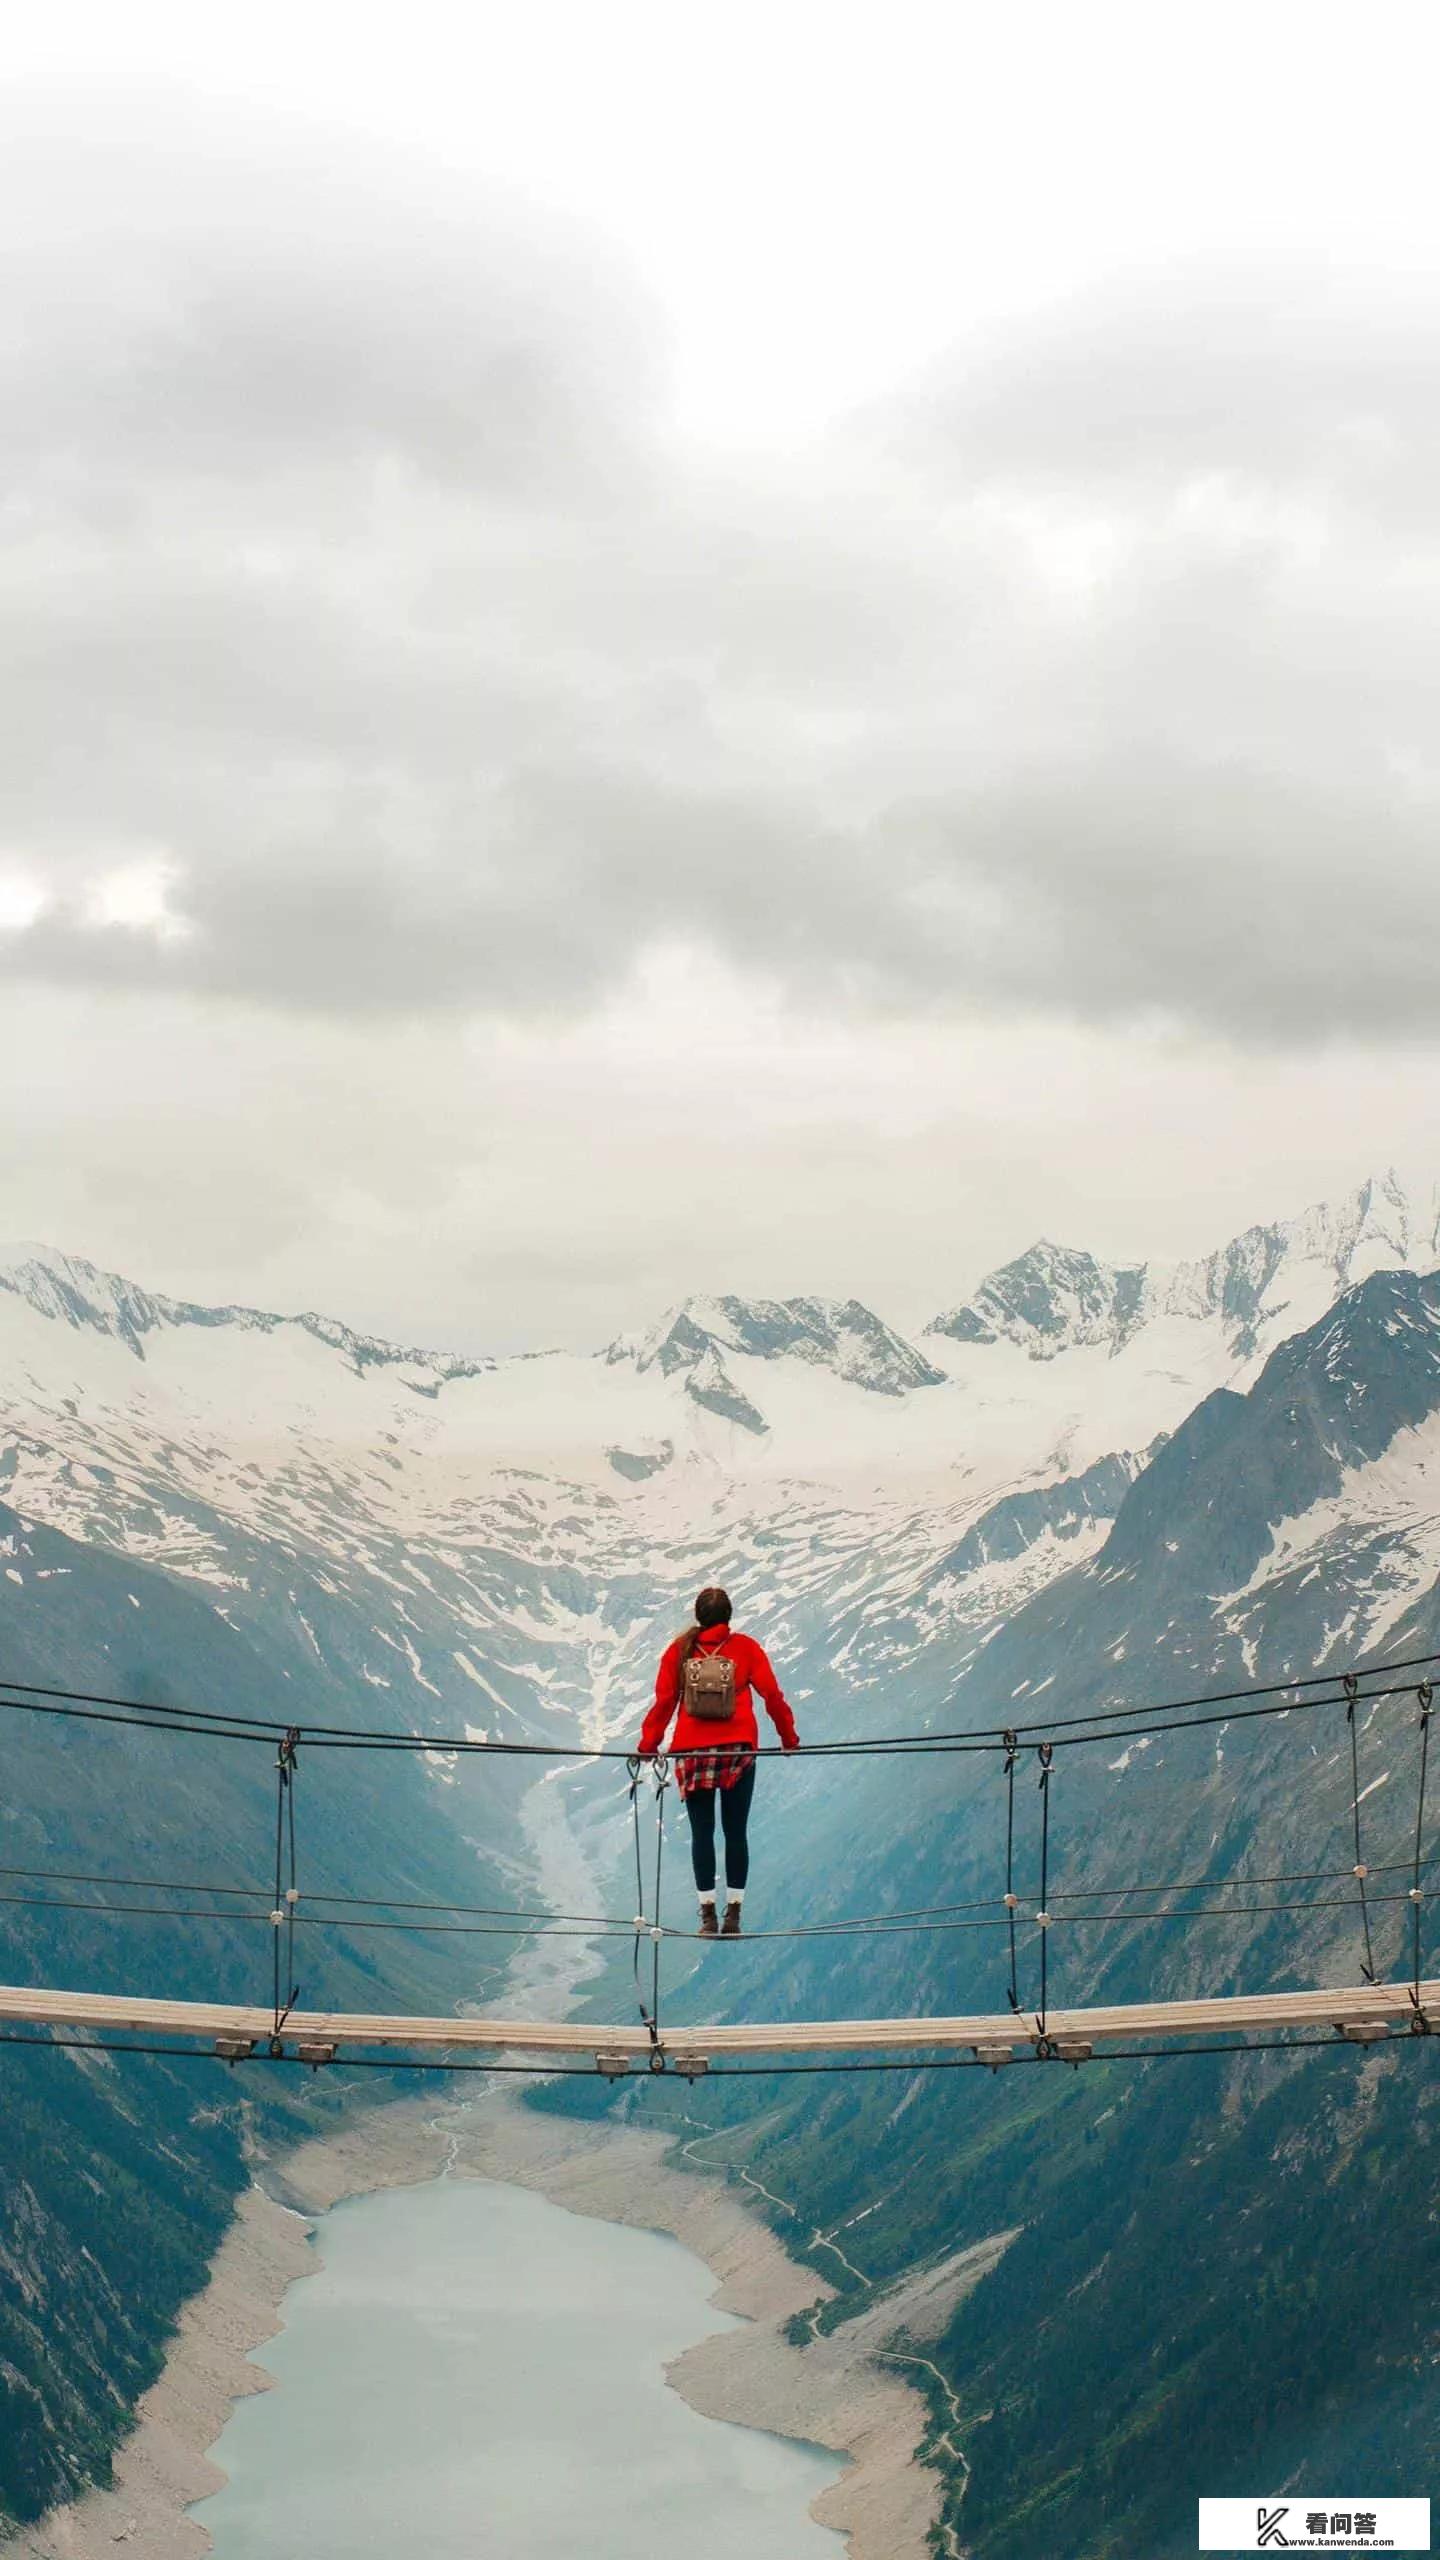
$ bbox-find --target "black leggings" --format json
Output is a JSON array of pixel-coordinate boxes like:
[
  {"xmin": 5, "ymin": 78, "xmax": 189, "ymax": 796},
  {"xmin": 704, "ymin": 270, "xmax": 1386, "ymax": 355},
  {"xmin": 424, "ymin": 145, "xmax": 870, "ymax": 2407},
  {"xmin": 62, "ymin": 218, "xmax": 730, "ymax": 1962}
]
[{"xmin": 683, "ymin": 1763, "xmax": 757, "ymax": 1894}]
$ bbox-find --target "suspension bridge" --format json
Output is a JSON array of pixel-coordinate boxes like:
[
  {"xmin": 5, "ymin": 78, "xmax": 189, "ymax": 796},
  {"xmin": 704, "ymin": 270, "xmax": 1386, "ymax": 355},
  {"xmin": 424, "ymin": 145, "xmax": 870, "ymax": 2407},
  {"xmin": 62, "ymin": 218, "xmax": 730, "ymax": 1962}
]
[{"xmin": 0, "ymin": 1650, "xmax": 1433, "ymax": 2084}]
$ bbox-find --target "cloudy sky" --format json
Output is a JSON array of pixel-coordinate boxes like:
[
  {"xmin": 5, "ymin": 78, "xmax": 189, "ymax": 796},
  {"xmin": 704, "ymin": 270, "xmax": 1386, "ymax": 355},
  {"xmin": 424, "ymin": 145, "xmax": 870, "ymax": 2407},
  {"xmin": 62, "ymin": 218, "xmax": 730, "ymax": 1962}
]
[{"xmin": 4, "ymin": 1, "xmax": 1440, "ymax": 1352}]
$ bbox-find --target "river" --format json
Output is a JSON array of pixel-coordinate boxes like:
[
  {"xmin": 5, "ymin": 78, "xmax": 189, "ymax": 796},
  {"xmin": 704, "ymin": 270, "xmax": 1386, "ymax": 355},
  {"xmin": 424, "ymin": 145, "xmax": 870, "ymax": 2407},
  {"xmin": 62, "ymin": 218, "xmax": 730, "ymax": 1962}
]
[{"xmin": 193, "ymin": 2170, "xmax": 844, "ymax": 2559}]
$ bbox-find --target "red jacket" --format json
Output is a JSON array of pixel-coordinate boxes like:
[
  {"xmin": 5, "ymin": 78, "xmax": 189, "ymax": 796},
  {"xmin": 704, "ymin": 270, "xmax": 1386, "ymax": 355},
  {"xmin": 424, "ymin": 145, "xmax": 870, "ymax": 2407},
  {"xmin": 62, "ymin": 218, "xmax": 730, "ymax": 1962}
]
[{"xmin": 638, "ymin": 1626, "xmax": 800, "ymax": 1759}]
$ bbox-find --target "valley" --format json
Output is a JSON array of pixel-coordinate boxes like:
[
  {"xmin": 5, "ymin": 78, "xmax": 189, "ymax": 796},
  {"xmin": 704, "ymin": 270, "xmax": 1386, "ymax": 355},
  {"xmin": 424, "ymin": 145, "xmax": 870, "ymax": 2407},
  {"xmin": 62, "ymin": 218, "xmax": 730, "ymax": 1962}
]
[{"xmin": 3, "ymin": 1169, "xmax": 1440, "ymax": 2555}]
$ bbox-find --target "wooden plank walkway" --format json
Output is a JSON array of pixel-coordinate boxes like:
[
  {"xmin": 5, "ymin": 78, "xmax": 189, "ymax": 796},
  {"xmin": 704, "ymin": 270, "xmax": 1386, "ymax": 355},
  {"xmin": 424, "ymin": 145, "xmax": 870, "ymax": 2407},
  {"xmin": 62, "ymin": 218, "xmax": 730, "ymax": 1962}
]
[{"xmin": 1, "ymin": 1975, "xmax": 1435, "ymax": 2063}]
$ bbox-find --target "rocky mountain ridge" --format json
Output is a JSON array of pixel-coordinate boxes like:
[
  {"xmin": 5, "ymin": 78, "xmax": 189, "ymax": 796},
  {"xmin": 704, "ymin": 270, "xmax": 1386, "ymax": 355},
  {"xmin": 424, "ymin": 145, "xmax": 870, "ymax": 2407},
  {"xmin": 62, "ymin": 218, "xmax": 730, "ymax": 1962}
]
[
  {"xmin": 3, "ymin": 1172, "xmax": 1432, "ymax": 1501},
  {"xmin": 931, "ymin": 1168, "xmax": 1439, "ymax": 1364},
  {"xmin": 0, "ymin": 1243, "xmax": 492, "ymax": 1385}
]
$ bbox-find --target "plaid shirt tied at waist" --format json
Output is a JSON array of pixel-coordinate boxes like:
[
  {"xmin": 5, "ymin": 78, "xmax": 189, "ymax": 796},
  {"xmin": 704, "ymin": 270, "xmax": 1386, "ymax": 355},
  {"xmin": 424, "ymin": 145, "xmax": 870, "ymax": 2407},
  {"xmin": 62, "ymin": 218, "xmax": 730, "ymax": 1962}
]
[{"xmin": 672, "ymin": 1742, "xmax": 757, "ymax": 1797}]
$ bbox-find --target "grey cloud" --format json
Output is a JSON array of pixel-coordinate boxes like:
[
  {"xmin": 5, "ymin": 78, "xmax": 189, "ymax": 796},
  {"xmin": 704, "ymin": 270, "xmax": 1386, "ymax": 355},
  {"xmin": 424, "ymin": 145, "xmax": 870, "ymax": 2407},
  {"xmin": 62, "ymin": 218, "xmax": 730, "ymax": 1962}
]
[
  {"xmin": 1, "ymin": 112, "xmax": 657, "ymax": 500},
  {"xmin": 3, "ymin": 97, "xmax": 1440, "ymax": 1044},
  {"xmin": 893, "ymin": 272, "xmax": 1440, "ymax": 510}
]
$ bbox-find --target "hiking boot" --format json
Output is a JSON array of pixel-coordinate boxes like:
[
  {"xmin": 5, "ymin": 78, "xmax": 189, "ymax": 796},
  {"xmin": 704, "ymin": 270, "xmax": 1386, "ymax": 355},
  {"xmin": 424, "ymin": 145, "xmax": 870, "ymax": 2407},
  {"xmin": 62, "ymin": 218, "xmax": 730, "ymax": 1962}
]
[
  {"xmin": 698, "ymin": 1903, "xmax": 719, "ymax": 1937},
  {"xmin": 721, "ymin": 1900, "xmax": 743, "ymax": 1937}
]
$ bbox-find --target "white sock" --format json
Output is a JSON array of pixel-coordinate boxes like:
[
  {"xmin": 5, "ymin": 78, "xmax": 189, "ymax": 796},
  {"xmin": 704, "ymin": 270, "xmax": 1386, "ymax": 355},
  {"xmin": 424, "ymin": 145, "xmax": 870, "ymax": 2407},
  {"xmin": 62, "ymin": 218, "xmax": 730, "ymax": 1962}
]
[
  {"xmin": 726, "ymin": 1885, "xmax": 745, "ymax": 1903},
  {"xmin": 698, "ymin": 1890, "xmax": 716, "ymax": 1906}
]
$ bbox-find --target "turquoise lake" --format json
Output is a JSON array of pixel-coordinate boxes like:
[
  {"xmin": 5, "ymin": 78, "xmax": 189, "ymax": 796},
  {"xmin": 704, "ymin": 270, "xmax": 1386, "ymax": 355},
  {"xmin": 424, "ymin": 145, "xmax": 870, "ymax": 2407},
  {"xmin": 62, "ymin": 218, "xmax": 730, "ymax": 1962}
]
[{"xmin": 196, "ymin": 2173, "xmax": 845, "ymax": 2559}]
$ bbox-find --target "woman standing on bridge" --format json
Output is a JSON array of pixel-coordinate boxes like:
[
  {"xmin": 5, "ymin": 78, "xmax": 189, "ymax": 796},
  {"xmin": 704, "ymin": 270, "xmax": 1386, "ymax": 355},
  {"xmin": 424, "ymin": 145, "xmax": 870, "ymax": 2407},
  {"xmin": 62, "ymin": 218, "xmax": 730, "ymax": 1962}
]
[{"xmin": 637, "ymin": 1586, "xmax": 800, "ymax": 1938}]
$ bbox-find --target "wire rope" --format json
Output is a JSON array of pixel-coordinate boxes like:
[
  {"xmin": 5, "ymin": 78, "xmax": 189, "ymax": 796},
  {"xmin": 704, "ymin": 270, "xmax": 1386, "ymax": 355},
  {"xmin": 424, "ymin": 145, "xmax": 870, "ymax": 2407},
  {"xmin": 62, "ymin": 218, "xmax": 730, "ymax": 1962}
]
[{"xmin": 2, "ymin": 1647, "xmax": 1438, "ymax": 1762}]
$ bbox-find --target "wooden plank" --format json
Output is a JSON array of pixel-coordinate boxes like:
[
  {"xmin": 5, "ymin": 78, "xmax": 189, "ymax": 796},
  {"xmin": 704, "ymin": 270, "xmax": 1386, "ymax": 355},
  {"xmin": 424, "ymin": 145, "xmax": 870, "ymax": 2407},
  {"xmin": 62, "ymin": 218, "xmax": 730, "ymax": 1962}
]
[{"xmin": 0, "ymin": 1976, "xmax": 1435, "ymax": 2060}]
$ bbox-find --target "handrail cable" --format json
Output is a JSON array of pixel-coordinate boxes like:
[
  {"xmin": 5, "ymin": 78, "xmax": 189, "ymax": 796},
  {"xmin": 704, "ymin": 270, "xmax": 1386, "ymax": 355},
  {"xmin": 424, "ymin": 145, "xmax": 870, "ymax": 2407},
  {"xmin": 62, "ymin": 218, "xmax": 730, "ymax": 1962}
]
[{"xmin": 1, "ymin": 1648, "xmax": 1438, "ymax": 1761}]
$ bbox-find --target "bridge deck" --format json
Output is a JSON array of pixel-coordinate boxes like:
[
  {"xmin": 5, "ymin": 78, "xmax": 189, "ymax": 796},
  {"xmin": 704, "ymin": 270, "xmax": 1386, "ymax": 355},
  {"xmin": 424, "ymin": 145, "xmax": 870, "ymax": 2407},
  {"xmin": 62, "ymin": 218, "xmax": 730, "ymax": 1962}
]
[{"xmin": 1, "ymin": 1976, "xmax": 1435, "ymax": 2060}]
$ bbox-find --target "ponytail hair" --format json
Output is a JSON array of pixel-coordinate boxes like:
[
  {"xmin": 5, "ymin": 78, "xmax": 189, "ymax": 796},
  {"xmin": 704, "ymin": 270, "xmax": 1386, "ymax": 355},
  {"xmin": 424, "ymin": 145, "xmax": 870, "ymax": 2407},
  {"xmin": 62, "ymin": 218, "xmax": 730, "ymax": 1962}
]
[{"xmin": 675, "ymin": 1585, "xmax": 732, "ymax": 1664}]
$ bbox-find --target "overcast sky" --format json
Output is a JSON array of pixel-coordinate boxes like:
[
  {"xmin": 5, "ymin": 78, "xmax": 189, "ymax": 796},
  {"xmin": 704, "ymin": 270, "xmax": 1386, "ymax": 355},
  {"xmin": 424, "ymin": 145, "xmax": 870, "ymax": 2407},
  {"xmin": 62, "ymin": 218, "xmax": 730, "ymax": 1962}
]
[{"xmin": 4, "ymin": 2, "xmax": 1440, "ymax": 1352}]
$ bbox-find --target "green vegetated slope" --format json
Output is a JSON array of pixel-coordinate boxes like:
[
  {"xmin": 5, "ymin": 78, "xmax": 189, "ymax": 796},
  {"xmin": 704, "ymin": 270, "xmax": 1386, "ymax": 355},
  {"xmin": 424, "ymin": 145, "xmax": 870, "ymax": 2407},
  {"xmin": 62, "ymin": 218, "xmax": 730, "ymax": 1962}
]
[
  {"xmin": 0, "ymin": 1498, "xmax": 529, "ymax": 2531},
  {"xmin": 541, "ymin": 1270, "xmax": 1440, "ymax": 2558}
]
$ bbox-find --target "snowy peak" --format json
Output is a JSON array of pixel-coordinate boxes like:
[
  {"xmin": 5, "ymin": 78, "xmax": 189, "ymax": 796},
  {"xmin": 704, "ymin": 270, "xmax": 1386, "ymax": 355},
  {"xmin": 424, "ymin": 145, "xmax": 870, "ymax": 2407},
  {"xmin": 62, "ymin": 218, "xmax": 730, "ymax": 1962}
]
[
  {"xmin": 0, "ymin": 1244, "xmax": 185, "ymax": 1360},
  {"xmin": 610, "ymin": 1293, "xmax": 945, "ymax": 1404},
  {"xmin": 929, "ymin": 1174, "xmax": 1440, "ymax": 1369},
  {"xmin": 0, "ymin": 1243, "xmax": 492, "ymax": 1385},
  {"xmin": 929, "ymin": 1242, "xmax": 1146, "ymax": 1359},
  {"xmin": 1161, "ymin": 1169, "xmax": 1440, "ymax": 1354}
]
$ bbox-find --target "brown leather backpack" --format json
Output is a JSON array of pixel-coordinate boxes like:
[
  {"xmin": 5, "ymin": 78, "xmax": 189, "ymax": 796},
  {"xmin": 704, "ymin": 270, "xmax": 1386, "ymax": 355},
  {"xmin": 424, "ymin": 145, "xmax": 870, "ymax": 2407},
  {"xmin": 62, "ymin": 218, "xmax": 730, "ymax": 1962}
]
[{"xmin": 683, "ymin": 1648, "xmax": 736, "ymax": 1721}]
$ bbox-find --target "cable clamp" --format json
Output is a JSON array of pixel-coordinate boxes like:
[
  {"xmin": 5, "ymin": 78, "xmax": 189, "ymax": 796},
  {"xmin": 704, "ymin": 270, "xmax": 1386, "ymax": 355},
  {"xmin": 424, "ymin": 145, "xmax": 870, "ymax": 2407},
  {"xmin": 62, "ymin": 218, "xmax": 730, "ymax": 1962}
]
[
  {"xmin": 649, "ymin": 1924, "xmax": 664, "ymax": 1943},
  {"xmin": 1352, "ymin": 1862, "xmax": 1369, "ymax": 1882},
  {"xmin": 1409, "ymin": 1887, "xmax": 1425, "ymax": 1904},
  {"xmin": 1035, "ymin": 1910, "xmax": 1052, "ymax": 1929},
  {"xmin": 1003, "ymin": 1892, "xmax": 1020, "ymax": 1911},
  {"xmin": 269, "ymin": 1908, "xmax": 285, "ymax": 1928}
]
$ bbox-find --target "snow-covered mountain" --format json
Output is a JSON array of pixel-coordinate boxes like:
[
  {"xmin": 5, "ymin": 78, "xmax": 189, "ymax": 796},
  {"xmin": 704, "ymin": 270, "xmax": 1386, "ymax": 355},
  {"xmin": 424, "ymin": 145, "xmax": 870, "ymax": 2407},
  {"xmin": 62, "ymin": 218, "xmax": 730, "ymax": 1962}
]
[
  {"xmin": 929, "ymin": 1169, "xmax": 1439, "ymax": 1364},
  {"xmin": 0, "ymin": 1170, "xmax": 1433, "ymax": 1779},
  {"xmin": 605, "ymin": 1293, "xmax": 946, "ymax": 1434},
  {"xmin": 0, "ymin": 1243, "xmax": 492, "ymax": 1385}
]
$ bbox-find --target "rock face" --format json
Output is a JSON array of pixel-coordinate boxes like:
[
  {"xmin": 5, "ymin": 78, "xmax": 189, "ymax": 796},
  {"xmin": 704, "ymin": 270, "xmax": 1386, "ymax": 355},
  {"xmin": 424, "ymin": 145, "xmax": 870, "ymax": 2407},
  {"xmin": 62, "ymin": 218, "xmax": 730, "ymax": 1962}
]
[
  {"xmin": 929, "ymin": 1242, "xmax": 1147, "ymax": 1355},
  {"xmin": 610, "ymin": 1292, "xmax": 947, "ymax": 1408}
]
